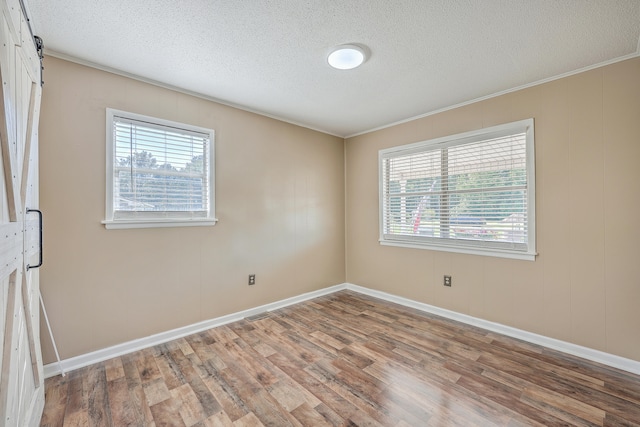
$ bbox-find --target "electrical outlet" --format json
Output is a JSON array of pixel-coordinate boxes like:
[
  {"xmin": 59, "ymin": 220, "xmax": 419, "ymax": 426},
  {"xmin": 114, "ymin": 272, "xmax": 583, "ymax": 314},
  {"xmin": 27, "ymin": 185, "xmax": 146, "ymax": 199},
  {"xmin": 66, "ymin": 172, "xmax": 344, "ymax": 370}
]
[
  {"xmin": 248, "ymin": 274, "xmax": 256, "ymax": 285},
  {"xmin": 444, "ymin": 275, "xmax": 452, "ymax": 287}
]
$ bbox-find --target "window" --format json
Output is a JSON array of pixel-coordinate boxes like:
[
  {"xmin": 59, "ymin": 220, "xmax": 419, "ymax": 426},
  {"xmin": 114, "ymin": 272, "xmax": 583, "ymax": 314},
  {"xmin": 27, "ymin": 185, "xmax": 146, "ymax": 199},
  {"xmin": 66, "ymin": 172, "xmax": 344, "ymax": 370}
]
[
  {"xmin": 379, "ymin": 119, "xmax": 536, "ymax": 260},
  {"xmin": 103, "ymin": 109, "xmax": 216, "ymax": 229}
]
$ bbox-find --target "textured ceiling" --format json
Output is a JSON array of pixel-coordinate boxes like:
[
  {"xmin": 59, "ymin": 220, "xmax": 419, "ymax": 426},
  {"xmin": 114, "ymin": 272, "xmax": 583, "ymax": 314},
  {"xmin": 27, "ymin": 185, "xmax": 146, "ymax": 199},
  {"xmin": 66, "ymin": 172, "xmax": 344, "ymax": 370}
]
[{"xmin": 26, "ymin": 0, "xmax": 640, "ymax": 137}]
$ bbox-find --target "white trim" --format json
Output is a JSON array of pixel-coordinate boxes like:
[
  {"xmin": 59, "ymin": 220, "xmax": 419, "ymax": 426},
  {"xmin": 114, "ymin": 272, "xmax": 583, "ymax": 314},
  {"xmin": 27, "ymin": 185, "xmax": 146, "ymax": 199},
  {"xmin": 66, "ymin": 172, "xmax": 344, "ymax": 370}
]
[
  {"xmin": 44, "ymin": 282, "xmax": 640, "ymax": 378},
  {"xmin": 44, "ymin": 49, "xmax": 639, "ymax": 140},
  {"xmin": 379, "ymin": 239, "xmax": 536, "ymax": 261},
  {"xmin": 43, "ymin": 284, "xmax": 347, "ymax": 378},
  {"xmin": 104, "ymin": 108, "xmax": 216, "ymax": 229},
  {"xmin": 345, "ymin": 52, "xmax": 640, "ymax": 138},
  {"xmin": 344, "ymin": 284, "xmax": 640, "ymax": 376},
  {"xmin": 102, "ymin": 218, "xmax": 218, "ymax": 230},
  {"xmin": 44, "ymin": 50, "xmax": 343, "ymax": 139},
  {"xmin": 378, "ymin": 119, "xmax": 536, "ymax": 260}
]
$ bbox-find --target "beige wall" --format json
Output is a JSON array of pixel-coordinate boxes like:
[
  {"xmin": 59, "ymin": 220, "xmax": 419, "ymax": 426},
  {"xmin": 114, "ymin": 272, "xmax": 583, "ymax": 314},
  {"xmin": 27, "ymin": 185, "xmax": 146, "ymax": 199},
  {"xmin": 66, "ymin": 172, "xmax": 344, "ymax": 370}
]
[
  {"xmin": 39, "ymin": 57, "xmax": 346, "ymax": 362},
  {"xmin": 346, "ymin": 57, "xmax": 640, "ymax": 362},
  {"xmin": 40, "ymin": 55, "xmax": 640, "ymax": 366}
]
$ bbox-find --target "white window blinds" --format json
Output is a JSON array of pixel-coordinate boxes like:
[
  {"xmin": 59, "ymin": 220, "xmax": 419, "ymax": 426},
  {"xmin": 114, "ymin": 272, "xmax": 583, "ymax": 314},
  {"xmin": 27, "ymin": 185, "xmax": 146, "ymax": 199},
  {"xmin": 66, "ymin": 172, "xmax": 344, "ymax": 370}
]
[
  {"xmin": 379, "ymin": 119, "xmax": 536, "ymax": 260},
  {"xmin": 104, "ymin": 109, "xmax": 216, "ymax": 228}
]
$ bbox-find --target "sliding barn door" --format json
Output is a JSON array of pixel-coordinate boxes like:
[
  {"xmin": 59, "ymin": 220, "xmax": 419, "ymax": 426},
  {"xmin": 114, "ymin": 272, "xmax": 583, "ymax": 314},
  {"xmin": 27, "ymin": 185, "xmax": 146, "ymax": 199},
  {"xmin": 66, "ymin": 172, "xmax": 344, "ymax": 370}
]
[{"xmin": 0, "ymin": 0, "xmax": 44, "ymax": 426}]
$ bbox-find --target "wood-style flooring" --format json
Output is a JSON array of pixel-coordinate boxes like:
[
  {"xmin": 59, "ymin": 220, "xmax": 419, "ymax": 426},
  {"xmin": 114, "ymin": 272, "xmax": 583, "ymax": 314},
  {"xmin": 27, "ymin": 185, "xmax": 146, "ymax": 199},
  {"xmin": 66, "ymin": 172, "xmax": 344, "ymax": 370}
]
[{"xmin": 40, "ymin": 291, "xmax": 640, "ymax": 426}]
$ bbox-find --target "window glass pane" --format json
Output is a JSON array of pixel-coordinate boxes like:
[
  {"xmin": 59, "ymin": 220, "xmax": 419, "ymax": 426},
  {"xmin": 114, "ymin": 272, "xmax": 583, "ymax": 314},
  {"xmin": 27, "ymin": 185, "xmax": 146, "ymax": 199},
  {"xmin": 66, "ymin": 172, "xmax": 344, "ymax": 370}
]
[
  {"xmin": 107, "ymin": 110, "xmax": 214, "ymax": 225},
  {"xmin": 380, "ymin": 120, "xmax": 534, "ymax": 259},
  {"xmin": 113, "ymin": 119, "xmax": 208, "ymax": 214}
]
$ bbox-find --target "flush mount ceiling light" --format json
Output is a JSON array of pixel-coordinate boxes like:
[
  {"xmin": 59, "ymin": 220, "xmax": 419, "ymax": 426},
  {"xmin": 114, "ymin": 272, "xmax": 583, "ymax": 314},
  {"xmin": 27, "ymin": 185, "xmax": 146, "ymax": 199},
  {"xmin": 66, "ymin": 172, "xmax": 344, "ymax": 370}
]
[{"xmin": 327, "ymin": 44, "xmax": 367, "ymax": 70}]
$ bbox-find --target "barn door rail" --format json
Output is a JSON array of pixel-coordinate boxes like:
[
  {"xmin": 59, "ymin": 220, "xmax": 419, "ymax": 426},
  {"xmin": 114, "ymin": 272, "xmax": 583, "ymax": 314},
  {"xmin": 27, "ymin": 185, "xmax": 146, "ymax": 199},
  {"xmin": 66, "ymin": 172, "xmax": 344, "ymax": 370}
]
[{"xmin": 26, "ymin": 208, "xmax": 43, "ymax": 270}]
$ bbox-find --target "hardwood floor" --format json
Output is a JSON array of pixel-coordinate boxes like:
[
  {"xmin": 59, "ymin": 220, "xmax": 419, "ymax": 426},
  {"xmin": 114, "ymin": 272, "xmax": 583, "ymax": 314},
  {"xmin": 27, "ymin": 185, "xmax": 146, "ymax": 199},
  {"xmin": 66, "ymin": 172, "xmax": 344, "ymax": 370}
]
[{"xmin": 40, "ymin": 291, "xmax": 640, "ymax": 426}]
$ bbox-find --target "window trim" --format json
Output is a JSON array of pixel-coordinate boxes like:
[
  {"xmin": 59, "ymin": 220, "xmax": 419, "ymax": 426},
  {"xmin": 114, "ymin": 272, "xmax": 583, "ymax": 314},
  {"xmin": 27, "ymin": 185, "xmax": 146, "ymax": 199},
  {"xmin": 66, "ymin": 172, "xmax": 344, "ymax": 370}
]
[
  {"xmin": 378, "ymin": 119, "xmax": 536, "ymax": 261},
  {"xmin": 103, "ymin": 108, "xmax": 217, "ymax": 230}
]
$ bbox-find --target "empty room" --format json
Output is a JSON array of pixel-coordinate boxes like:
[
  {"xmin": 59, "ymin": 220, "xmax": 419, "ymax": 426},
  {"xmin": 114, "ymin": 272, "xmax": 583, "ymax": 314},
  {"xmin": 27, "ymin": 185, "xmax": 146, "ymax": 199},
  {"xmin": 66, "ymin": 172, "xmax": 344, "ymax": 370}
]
[{"xmin": 1, "ymin": 0, "xmax": 639, "ymax": 426}]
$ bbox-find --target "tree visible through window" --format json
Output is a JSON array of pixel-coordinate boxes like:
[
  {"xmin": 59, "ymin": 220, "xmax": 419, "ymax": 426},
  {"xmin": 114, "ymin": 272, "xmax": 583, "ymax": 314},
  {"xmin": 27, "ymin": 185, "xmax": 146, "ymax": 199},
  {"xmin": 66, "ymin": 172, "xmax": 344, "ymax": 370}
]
[
  {"xmin": 379, "ymin": 119, "xmax": 535, "ymax": 260},
  {"xmin": 104, "ymin": 109, "xmax": 216, "ymax": 229}
]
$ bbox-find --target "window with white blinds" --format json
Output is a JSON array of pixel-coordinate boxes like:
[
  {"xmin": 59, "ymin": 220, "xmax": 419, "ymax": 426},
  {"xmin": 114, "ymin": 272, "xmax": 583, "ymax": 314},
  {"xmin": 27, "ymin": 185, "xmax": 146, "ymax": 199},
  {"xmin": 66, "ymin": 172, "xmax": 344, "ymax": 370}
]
[
  {"xmin": 379, "ymin": 119, "xmax": 536, "ymax": 260},
  {"xmin": 103, "ymin": 109, "xmax": 216, "ymax": 229}
]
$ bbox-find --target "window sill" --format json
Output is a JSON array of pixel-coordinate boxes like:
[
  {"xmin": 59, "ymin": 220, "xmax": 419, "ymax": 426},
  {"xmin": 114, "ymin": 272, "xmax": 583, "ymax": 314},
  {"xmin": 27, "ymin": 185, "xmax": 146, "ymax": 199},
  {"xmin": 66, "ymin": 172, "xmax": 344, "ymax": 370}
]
[
  {"xmin": 102, "ymin": 218, "xmax": 218, "ymax": 230},
  {"xmin": 379, "ymin": 239, "xmax": 537, "ymax": 261}
]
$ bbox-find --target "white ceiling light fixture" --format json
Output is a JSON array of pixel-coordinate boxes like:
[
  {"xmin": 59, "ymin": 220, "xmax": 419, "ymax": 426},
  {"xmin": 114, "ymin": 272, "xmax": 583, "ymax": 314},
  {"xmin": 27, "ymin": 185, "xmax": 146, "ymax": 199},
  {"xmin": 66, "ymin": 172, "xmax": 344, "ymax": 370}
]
[{"xmin": 327, "ymin": 44, "xmax": 367, "ymax": 70}]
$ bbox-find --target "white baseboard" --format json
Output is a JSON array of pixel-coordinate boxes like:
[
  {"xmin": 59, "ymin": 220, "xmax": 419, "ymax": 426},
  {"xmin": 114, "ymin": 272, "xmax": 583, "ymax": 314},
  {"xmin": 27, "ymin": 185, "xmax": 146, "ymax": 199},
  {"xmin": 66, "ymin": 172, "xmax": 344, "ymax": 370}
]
[
  {"xmin": 344, "ymin": 283, "xmax": 640, "ymax": 376},
  {"xmin": 44, "ymin": 282, "xmax": 640, "ymax": 378},
  {"xmin": 43, "ymin": 284, "xmax": 347, "ymax": 378}
]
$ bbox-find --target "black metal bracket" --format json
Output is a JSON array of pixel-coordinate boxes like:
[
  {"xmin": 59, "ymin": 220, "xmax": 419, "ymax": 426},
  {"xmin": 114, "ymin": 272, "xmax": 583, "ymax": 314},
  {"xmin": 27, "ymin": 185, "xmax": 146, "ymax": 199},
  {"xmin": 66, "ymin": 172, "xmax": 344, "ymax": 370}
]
[
  {"xmin": 16, "ymin": 0, "xmax": 44, "ymax": 86},
  {"xmin": 34, "ymin": 35, "xmax": 44, "ymax": 86},
  {"xmin": 26, "ymin": 208, "xmax": 43, "ymax": 270}
]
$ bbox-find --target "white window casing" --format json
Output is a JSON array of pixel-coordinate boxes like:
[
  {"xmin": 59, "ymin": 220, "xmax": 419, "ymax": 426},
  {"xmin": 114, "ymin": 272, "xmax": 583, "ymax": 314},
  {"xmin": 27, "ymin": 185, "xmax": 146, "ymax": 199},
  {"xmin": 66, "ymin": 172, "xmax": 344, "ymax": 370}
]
[
  {"xmin": 103, "ymin": 109, "xmax": 217, "ymax": 229},
  {"xmin": 379, "ymin": 119, "xmax": 536, "ymax": 260}
]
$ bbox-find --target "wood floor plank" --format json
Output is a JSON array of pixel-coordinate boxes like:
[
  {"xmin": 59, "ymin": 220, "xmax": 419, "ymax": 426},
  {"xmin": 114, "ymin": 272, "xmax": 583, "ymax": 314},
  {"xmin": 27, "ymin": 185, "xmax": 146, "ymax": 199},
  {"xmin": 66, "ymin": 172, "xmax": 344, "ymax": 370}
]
[
  {"xmin": 137, "ymin": 348, "xmax": 164, "ymax": 384},
  {"xmin": 222, "ymin": 333, "xmax": 282, "ymax": 388},
  {"xmin": 41, "ymin": 374, "xmax": 68, "ymax": 427},
  {"xmin": 62, "ymin": 410, "xmax": 89, "ymax": 427},
  {"xmin": 42, "ymin": 291, "xmax": 640, "ymax": 426},
  {"xmin": 170, "ymin": 383, "xmax": 208, "ymax": 426},
  {"xmin": 165, "ymin": 346, "xmax": 223, "ymax": 417},
  {"xmin": 86, "ymin": 363, "xmax": 113, "ymax": 427},
  {"xmin": 106, "ymin": 376, "xmax": 140, "ymax": 426},
  {"xmin": 232, "ymin": 412, "xmax": 264, "ymax": 427},
  {"xmin": 311, "ymin": 359, "xmax": 401, "ymax": 426},
  {"xmin": 267, "ymin": 352, "xmax": 358, "ymax": 420},
  {"xmin": 198, "ymin": 410, "xmax": 235, "ymax": 427},
  {"xmin": 62, "ymin": 369, "xmax": 89, "ymax": 425},
  {"xmin": 604, "ymin": 412, "xmax": 640, "ymax": 427},
  {"xmin": 185, "ymin": 333, "xmax": 224, "ymax": 367},
  {"xmin": 143, "ymin": 378, "xmax": 172, "ymax": 406},
  {"xmin": 453, "ymin": 364, "xmax": 577, "ymax": 425},
  {"xmin": 155, "ymin": 344, "xmax": 188, "ymax": 390},
  {"xmin": 121, "ymin": 352, "xmax": 156, "ymax": 425},
  {"xmin": 312, "ymin": 402, "xmax": 346, "ymax": 427},
  {"xmin": 477, "ymin": 350, "xmax": 640, "ymax": 422},
  {"xmin": 199, "ymin": 368, "xmax": 249, "ymax": 423},
  {"xmin": 289, "ymin": 402, "xmax": 334, "ymax": 427},
  {"xmin": 149, "ymin": 397, "xmax": 186, "ymax": 427},
  {"xmin": 519, "ymin": 387, "xmax": 604, "ymax": 426},
  {"xmin": 104, "ymin": 357, "xmax": 125, "ymax": 383}
]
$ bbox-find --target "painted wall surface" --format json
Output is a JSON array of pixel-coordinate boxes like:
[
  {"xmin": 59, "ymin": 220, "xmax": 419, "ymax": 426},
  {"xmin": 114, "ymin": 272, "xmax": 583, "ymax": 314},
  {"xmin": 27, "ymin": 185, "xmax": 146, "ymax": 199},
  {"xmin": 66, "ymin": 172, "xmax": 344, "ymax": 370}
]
[
  {"xmin": 346, "ymin": 58, "xmax": 640, "ymax": 362},
  {"xmin": 39, "ymin": 57, "xmax": 346, "ymax": 362}
]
